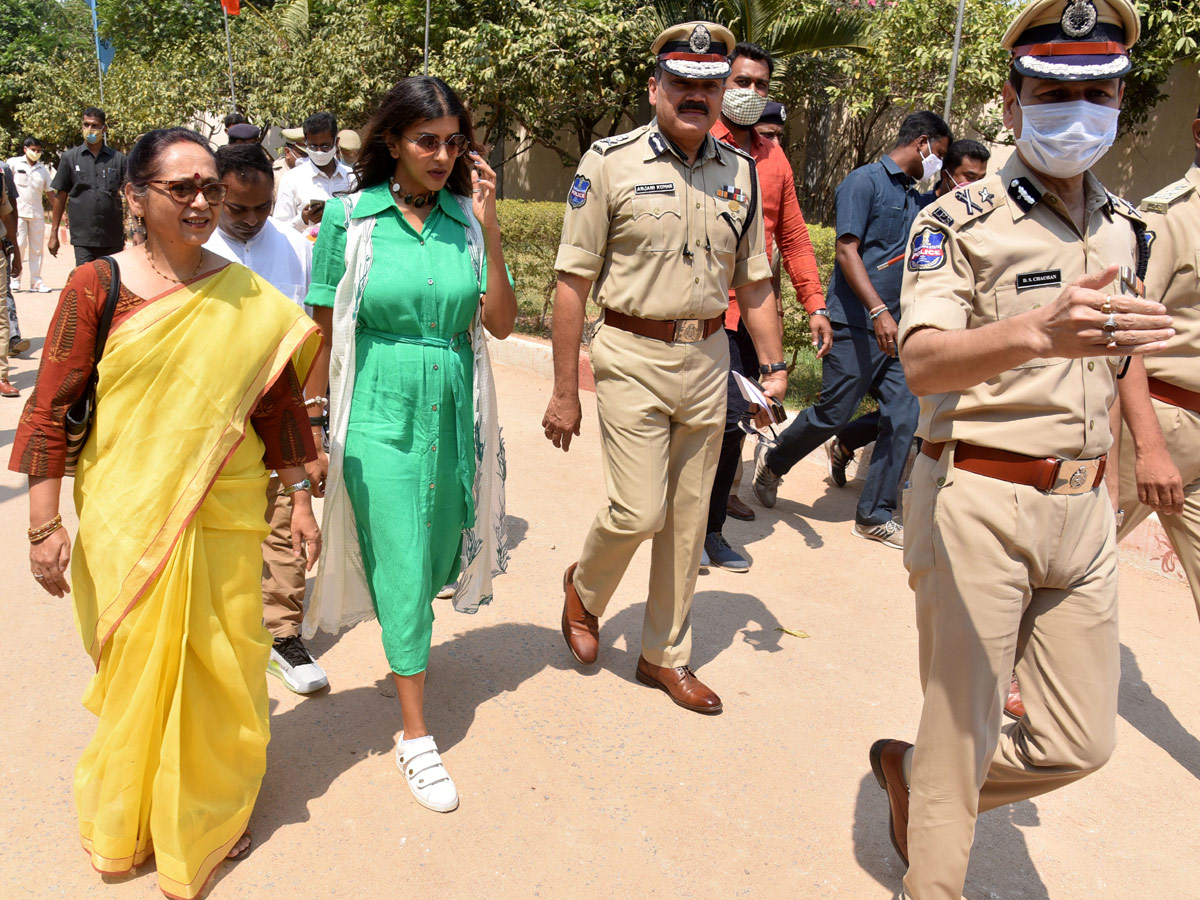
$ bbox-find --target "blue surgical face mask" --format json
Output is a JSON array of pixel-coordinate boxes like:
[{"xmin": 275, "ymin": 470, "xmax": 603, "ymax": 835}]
[
  {"xmin": 1014, "ymin": 98, "xmax": 1119, "ymax": 179},
  {"xmin": 83, "ymin": 129, "xmax": 101, "ymax": 145}
]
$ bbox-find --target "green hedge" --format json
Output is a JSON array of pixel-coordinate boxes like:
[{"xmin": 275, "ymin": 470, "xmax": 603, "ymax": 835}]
[{"xmin": 496, "ymin": 198, "xmax": 837, "ymax": 407}]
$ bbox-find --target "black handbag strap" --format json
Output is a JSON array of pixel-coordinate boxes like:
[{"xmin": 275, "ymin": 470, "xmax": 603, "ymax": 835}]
[{"xmin": 94, "ymin": 256, "xmax": 121, "ymax": 363}]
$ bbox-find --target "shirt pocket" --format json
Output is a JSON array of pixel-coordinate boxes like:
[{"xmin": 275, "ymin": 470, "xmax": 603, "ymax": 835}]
[
  {"xmin": 994, "ymin": 281, "xmax": 1066, "ymax": 369},
  {"xmin": 876, "ymin": 205, "xmax": 907, "ymax": 245},
  {"xmin": 631, "ymin": 193, "xmax": 682, "ymax": 252}
]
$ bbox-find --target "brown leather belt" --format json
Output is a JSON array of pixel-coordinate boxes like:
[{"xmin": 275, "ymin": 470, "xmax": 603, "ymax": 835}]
[
  {"xmin": 604, "ymin": 309, "xmax": 724, "ymax": 344},
  {"xmin": 1147, "ymin": 376, "xmax": 1200, "ymax": 414},
  {"xmin": 921, "ymin": 440, "xmax": 1106, "ymax": 495}
]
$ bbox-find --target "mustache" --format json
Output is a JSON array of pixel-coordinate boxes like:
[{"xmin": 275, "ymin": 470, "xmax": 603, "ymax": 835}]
[{"xmin": 678, "ymin": 101, "xmax": 709, "ymax": 114}]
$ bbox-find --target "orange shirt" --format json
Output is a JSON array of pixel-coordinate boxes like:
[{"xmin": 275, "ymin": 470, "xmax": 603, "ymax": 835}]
[{"xmin": 711, "ymin": 119, "xmax": 825, "ymax": 327}]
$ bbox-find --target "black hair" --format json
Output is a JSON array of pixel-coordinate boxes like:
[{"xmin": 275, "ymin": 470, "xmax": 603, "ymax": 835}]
[
  {"xmin": 895, "ymin": 111, "xmax": 952, "ymax": 148},
  {"xmin": 82, "ymin": 106, "xmax": 106, "ymax": 125},
  {"xmin": 215, "ymin": 143, "xmax": 274, "ymax": 184},
  {"xmin": 731, "ymin": 42, "xmax": 774, "ymax": 78},
  {"xmin": 355, "ymin": 76, "xmax": 477, "ymax": 196},
  {"xmin": 944, "ymin": 139, "xmax": 990, "ymax": 174},
  {"xmin": 22, "ymin": 137, "xmax": 41, "ymax": 148},
  {"xmin": 224, "ymin": 112, "xmax": 248, "ymax": 130},
  {"xmin": 126, "ymin": 127, "xmax": 214, "ymax": 192},
  {"xmin": 303, "ymin": 111, "xmax": 338, "ymax": 140}
]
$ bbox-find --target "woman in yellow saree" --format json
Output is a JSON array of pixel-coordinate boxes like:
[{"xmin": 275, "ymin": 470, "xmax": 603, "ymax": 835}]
[{"xmin": 8, "ymin": 129, "xmax": 323, "ymax": 899}]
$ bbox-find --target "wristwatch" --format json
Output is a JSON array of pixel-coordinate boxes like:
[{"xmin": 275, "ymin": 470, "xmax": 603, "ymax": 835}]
[
  {"xmin": 282, "ymin": 478, "xmax": 312, "ymax": 497},
  {"xmin": 759, "ymin": 361, "xmax": 788, "ymax": 376},
  {"xmin": 810, "ymin": 309, "xmax": 830, "ymax": 318}
]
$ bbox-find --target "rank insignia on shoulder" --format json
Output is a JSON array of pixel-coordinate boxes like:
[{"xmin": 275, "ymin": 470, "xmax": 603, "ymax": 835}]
[
  {"xmin": 977, "ymin": 186, "xmax": 995, "ymax": 207},
  {"xmin": 569, "ymin": 174, "xmax": 591, "ymax": 209},
  {"xmin": 1008, "ymin": 177, "xmax": 1041, "ymax": 213},
  {"xmin": 908, "ymin": 226, "xmax": 948, "ymax": 271},
  {"xmin": 717, "ymin": 185, "xmax": 748, "ymax": 205},
  {"xmin": 1140, "ymin": 180, "xmax": 1194, "ymax": 214},
  {"xmin": 932, "ymin": 206, "xmax": 955, "ymax": 227},
  {"xmin": 954, "ymin": 188, "xmax": 983, "ymax": 216},
  {"xmin": 1107, "ymin": 191, "xmax": 1141, "ymax": 219}
]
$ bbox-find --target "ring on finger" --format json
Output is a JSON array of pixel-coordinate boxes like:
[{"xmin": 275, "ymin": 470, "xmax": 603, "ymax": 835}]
[
  {"xmin": 1103, "ymin": 312, "xmax": 1118, "ymax": 333},
  {"xmin": 1101, "ymin": 295, "xmax": 1114, "ymax": 315},
  {"xmin": 34, "ymin": 573, "xmax": 45, "ymax": 580}
]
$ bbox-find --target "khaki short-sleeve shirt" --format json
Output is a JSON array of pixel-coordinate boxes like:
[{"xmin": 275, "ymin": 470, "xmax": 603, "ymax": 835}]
[
  {"xmin": 555, "ymin": 121, "xmax": 771, "ymax": 320},
  {"xmin": 899, "ymin": 155, "xmax": 1139, "ymax": 459},
  {"xmin": 1139, "ymin": 167, "xmax": 1200, "ymax": 392}
]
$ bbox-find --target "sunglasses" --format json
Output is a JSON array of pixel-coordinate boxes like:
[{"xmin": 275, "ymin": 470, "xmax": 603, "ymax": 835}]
[
  {"xmin": 404, "ymin": 133, "xmax": 470, "ymax": 157},
  {"xmin": 146, "ymin": 179, "xmax": 228, "ymax": 204}
]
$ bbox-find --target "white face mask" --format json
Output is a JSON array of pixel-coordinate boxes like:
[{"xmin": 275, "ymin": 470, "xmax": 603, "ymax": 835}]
[
  {"xmin": 722, "ymin": 88, "xmax": 769, "ymax": 127},
  {"xmin": 307, "ymin": 146, "xmax": 337, "ymax": 167},
  {"xmin": 919, "ymin": 141, "xmax": 943, "ymax": 181},
  {"xmin": 1014, "ymin": 98, "xmax": 1119, "ymax": 179}
]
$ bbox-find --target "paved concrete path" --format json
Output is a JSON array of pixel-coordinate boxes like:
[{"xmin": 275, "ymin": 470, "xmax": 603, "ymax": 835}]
[{"xmin": 2, "ymin": 247, "xmax": 1198, "ymax": 900}]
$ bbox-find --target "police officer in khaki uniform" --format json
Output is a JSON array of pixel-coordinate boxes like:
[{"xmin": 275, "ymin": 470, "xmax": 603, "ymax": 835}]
[
  {"xmin": 867, "ymin": 2, "xmax": 1174, "ymax": 897},
  {"xmin": 543, "ymin": 21, "xmax": 783, "ymax": 713},
  {"xmin": 1113, "ymin": 112, "xmax": 1200, "ymax": 618}
]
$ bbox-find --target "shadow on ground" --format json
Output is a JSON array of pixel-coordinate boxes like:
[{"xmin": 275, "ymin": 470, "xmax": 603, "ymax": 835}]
[{"xmin": 1119, "ymin": 642, "xmax": 1200, "ymax": 779}]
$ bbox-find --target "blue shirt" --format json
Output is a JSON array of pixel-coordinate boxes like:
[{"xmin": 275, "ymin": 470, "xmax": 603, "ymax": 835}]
[{"xmin": 824, "ymin": 155, "xmax": 923, "ymax": 330}]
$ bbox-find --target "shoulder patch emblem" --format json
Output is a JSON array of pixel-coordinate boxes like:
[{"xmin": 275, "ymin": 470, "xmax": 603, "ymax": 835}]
[
  {"xmin": 908, "ymin": 226, "xmax": 948, "ymax": 272},
  {"xmin": 1008, "ymin": 177, "xmax": 1041, "ymax": 213},
  {"xmin": 568, "ymin": 174, "xmax": 590, "ymax": 209},
  {"xmin": 954, "ymin": 188, "xmax": 983, "ymax": 216},
  {"xmin": 932, "ymin": 206, "xmax": 955, "ymax": 228},
  {"xmin": 1143, "ymin": 230, "xmax": 1156, "ymax": 255}
]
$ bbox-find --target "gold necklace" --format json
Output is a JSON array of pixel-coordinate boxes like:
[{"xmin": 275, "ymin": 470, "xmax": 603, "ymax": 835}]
[{"xmin": 144, "ymin": 245, "xmax": 203, "ymax": 283}]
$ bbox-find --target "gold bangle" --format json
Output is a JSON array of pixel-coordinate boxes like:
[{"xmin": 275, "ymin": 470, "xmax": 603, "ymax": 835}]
[{"xmin": 28, "ymin": 514, "xmax": 63, "ymax": 544}]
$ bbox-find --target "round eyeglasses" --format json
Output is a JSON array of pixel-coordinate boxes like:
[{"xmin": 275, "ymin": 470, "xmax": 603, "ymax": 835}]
[{"xmin": 404, "ymin": 133, "xmax": 470, "ymax": 157}]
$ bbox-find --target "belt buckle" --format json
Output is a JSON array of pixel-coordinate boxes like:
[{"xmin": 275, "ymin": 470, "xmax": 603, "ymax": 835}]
[
  {"xmin": 1048, "ymin": 459, "xmax": 1097, "ymax": 495},
  {"xmin": 674, "ymin": 319, "xmax": 703, "ymax": 343}
]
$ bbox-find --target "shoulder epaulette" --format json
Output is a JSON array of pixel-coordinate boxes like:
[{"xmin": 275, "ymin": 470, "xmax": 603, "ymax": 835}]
[
  {"xmin": 1007, "ymin": 176, "xmax": 1041, "ymax": 214},
  {"xmin": 588, "ymin": 126, "xmax": 649, "ymax": 156},
  {"xmin": 720, "ymin": 141, "xmax": 754, "ymax": 163},
  {"xmin": 1139, "ymin": 179, "xmax": 1195, "ymax": 215},
  {"xmin": 924, "ymin": 175, "xmax": 1006, "ymax": 231},
  {"xmin": 1106, "ymin": 190, "xmax": 1142, "ymax": 221}
]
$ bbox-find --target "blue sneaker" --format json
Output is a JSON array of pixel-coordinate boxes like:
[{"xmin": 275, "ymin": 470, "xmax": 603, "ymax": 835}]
[{"xmin": 703, "ymin": 533, "xmax": 750, "ymax": 572}]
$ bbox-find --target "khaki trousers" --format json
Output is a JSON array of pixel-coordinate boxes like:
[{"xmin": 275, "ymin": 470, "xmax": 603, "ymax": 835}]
[
  {"xmin": 902, "ymin": 448, "xmax": 1119, "ymax": 900},
  {"xmin": 1118, "ymin": 398, "xmax": 1200, "ymax": 619},
  {"xmin": 262, "ymin": 475, "xmax": 306, "ymax": 639},
  {"xmin": 574, "ymin": 324, "xmax": 728, "ymax": 667}
]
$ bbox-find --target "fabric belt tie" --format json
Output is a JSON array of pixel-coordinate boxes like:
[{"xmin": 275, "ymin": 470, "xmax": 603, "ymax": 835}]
[
  {"xmin": 604, "ymin": 309, "xmax": 723, "ymax": 344},
  {"xmin": 921, "ymin": 440, "xmax": 1106, "ymax": 495},
  {"xmin": 1146, "ymin": 376, "xmax": 1200, "ymax": 414},
  {"xmin": 357, "ymin": 326, "xmax": 475, "ymax": 512}
]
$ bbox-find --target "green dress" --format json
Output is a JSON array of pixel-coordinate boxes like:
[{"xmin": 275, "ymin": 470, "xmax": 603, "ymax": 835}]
[{"xmin": 308, "ymin": 184, "xmax": 483, "ymax": 675}]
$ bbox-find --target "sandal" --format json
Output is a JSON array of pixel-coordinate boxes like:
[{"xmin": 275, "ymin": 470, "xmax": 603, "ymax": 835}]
[
  {"xmin": 395, "ymin": 734, "xmax": 459, "ymax": 813},
  {"xmin": 227, "ymin": 830, "xmax": 252, "ymax": 861}
]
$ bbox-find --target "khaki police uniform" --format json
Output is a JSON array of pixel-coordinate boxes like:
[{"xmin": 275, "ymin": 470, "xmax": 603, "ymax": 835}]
[
  {"xmin": 1118, "ymin": 166, "xmax": 1200, "ymax": 616},
  {"xmin": 898, "ymin": 153, "xmax": 1140, "ymax": 899},
  {"xmin": 556, "ymin": 120, "xmax": 770, "ymax": 665}
]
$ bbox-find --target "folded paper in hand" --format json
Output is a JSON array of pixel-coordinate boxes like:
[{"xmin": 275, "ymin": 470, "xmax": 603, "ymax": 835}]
[{"xmin": 732, "ymin": 371, "xmax": 787, "ymax": 425}]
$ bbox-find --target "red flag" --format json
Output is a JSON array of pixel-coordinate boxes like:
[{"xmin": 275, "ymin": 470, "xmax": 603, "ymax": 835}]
[{"xmin": 221, "ymin": 0, "xmax": 240, "ymax": 14}]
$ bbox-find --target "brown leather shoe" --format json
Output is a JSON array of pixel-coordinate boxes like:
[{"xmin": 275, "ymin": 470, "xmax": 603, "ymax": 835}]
[
  {"xmin": 0, "ymin": 379, "xmax": 19, "ymax": 398},
  {"xmin": 560, "ymin": 562, "xmax": 598, "ymax": 665},
  {"xmin": 1004, "ymin": 673, "xmax": 1025, "ymax": 720},
  {"xmin": 869, "ymin": 738, "xmax": 911, "ymax": 866},
  {"xmin": 726, "ymin": 495, "xmax": 755, "ymax": 521},
  {"xmin": 635, "ymin": 655, "xmax": 722, "ymax": 714}
]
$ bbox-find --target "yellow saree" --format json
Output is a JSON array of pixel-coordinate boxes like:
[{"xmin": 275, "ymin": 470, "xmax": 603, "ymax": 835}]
[{"xmin": 68, "ymin": 264, "xmax": 319, "ymax": 899}]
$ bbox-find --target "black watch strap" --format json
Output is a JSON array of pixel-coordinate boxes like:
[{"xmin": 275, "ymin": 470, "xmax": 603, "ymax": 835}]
[{"xmin": 758, "ymin": 361, "xmax": 788, "ymax": 375}]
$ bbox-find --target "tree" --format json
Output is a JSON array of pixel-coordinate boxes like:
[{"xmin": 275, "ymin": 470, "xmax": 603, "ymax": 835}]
[{"xmin": 438, "ymin": 0, "xmax": 656, "ymax": 168}]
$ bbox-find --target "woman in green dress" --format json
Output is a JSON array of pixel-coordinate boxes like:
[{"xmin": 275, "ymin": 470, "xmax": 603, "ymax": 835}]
[{"xmin": 305, "ymin": 77, "xmax": 516, "ymax": 813}]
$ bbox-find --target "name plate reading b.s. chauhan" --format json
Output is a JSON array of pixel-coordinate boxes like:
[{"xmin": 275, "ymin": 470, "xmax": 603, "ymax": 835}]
[{"xmin": 1015, "ymin": 269, "xmax": 1062, "ymax": 291}]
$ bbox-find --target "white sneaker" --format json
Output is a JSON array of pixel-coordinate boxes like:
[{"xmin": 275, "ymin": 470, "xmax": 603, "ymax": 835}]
[
  {"xmin": 9, "ymin": 279, "xmax": 18, "ymax": 292},
  {"xmin": 396, "ymin": 734, "xmax": 459, "ymax": 812},
  {"xmin": 267, "ymin": 635, "xmax": 329, "ymax": 693},
  {"xmin": 33, "ymin": 281, "xmax": 51, "ymax": 293}
]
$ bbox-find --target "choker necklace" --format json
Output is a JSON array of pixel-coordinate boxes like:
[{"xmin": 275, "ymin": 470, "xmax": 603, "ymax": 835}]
[
  {"xmin": 144, "ymin": 245, "xmax": 203, "ymax": 283},
  {"xmin": 390, "ymin": 180, "xmax": 437, "ymax": 208}
]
